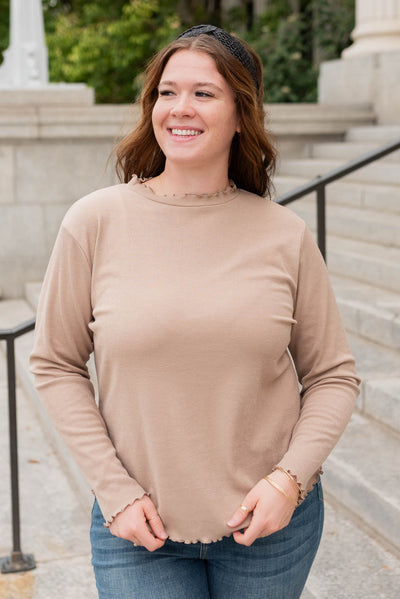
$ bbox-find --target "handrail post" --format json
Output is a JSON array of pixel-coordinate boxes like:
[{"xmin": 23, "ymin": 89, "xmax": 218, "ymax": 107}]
[
  {"xmin": 1, "ymin": 336, "xmax": 36, "ymax": 573},
  {"xmin": 316, "ymin": 184, "xmax": 327, "ymax": 263},
  {"xmin": 276, "ymin": 137, "xmax": 400, "ymax": 266}
]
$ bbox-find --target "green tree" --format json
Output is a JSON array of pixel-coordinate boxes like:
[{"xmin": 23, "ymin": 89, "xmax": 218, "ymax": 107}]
[
  {"xmin": 45, "ymin": 0, "xmax": 181, "ymax": 103},
  {"xmin": 228, "ymin": 1, "xmax": 317, "ymax": 102},
  {"xmin": 0, "ymin": 0, "xmax": 355, "ymax": 104},
  {"xmin": 0, "ymin": 0, "xmax": 9, "ymax": 61},
  {"xmin": 227, "ymin": 0, "xmax": 354, "ymax": 102},
  {"xmin": 312, "ymin": 0, "xmax": 355, "ymax": 63},
  {"xmin": 251, "ymin": 12, "xmax": 318, "ymax": 102}
]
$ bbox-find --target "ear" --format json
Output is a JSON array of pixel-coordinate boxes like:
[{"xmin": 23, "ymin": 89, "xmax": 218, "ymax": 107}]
[{"xmin": 236, "ymin": 117, "xmax": 241, "ymax": 134}]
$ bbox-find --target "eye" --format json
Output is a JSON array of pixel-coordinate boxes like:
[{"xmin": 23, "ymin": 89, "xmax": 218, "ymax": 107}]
[
  {"xmin": 158, "ymin": 90, "xmax": 174, "ymax": 97},
  {"xmin": 195, "ymin": 91, "xmax": 214, "ymax": 98}
]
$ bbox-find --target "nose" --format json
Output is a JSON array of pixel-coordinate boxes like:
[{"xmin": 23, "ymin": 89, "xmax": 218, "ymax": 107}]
[{"xmin": 170, "ymin": 93, "xmax": 195, "ymax": 118}]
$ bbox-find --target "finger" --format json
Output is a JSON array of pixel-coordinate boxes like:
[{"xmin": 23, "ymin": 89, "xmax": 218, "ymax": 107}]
[
  {"xmin": 232, "ymin": 513, "xmax": 264, "ymax": 546},
  {"xmin": 135, "ymin": 518, "xmax": 166, "ymax": 552},
  {"xmin": 109, "ymin": 500, "xmax": 166, "ymax": 551},
  {"xmin": 141, "ymin": 497, "xmax": 168, "ymax": 541},
  {"xmin": 227, "ymin": 494, "xmax": 256, "ymax": 528},
  {"xmin": 146, "ymin": 513, "xmax": 168, "ymax": 541}
]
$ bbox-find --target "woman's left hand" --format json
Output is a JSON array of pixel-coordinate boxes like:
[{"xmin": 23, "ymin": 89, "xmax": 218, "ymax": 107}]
[{"xmin": 226, "ymin": 470, "xmax": 297, "ymax": 546}]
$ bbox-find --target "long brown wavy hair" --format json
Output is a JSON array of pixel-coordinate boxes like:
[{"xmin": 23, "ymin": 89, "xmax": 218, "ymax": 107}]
[{"xmin": 114, "ymin": 34, "xmax": 276, "ymax": 198}]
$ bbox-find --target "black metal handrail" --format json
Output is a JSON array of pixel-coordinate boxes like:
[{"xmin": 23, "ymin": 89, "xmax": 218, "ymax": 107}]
[
  {"xmin": 276, "ymin": 137, "xmax": 400, "ymax": 261},
  {"xmin": 0, "ymin": 317, "xmax": 36, "ymax": 573}
]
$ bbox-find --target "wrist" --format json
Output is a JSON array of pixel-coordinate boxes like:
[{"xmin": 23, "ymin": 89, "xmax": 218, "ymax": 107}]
[{"xmin": 267, "ymin": 469, "xmax": 300, "ymax": 504}]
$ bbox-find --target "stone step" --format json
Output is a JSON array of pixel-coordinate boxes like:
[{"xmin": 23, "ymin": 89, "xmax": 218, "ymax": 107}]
[
  {"xmin": 283, "ymin": 199, "xmax": 400, "ymax": 293},
  {"xmin": 293, "ymin": 210, "xmax": 400, "ymax": 294},
  {"xmin": 331, "ymin": 275, "xmax": 400, "ymax": 353},
  {"xmin": 303, "ymin": 497, "xmax": 400, "ymax": 598},
  {"xmin": 328, "ymin": 236, "xmax": 400, "ymax": 295},
  {"xmin": 267, "ymin": 103, "xmax": 375, "ymax": 137},
  {"xmin": 346, "ymin": 125, "xmax": 400, "ymax": 143},
  {"xmin": 310, "ymin": 141, "xmax": 400, "ymax": 162},
  {"xmin": 346, "ymin": 332, "xmax": 400, "ymax": 435},
  {"xmin": 278, "ymin": 157, "xmax": 400, "ymax": 186},
  {"xmin": 323, "ymin": 411, "xmax": 400, "ymax": 557},
  {"xmin": 273, "ymin": 175, "xmax": 400, "ymax": 214},
  {"xmin": 0, "ymin": 298, "xmax": 35, "ymax": 330},
  {"xmin": 25, "ymin": 281, "xmax": 42, "ymax": 311},
  {"xmin": 364, "ymin": 377, "xmax": 400, "ymax": 438},
  {"xmin": 286, "ymin": 197, "xmax": 400, "ymax": 248}
]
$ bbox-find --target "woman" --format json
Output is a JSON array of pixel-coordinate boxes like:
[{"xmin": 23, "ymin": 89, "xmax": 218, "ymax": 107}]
[{"xmin": 30, "ymin": 24, "xmax": 360, "ymax": 599}]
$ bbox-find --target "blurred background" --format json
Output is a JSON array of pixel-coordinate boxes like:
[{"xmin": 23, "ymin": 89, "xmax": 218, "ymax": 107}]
[{"xmin": 0, "ymin": 0, "xmax": 355, "ymax": 103}]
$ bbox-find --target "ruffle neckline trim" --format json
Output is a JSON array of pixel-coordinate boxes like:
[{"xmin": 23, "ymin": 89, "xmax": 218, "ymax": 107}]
[{"xmin": 129, "ymin": 174, "xmax": 239, "ymax": 207}]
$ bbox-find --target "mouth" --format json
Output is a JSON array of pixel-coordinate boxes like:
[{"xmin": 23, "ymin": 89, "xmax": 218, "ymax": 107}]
[{"xmin": 168, "ymin": 128, "xmax": 203, "ymax": 138}]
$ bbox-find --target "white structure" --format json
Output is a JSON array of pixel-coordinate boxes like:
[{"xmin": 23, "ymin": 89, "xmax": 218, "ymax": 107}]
[
  {"xmin": 0, "ymin": 0, "xmax": 48, "ymax": 88},
  {"xmin": 343, "ymin": 0, "xmax": 400, "ymax": 57},
  {"xmin": 319, "ymin": 0, "xmax": 400, "ymax": 124}
]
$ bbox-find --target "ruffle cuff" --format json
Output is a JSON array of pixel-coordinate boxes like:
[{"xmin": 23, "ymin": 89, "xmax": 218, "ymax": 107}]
[
  {"xmin": 102, "ymin": 490, "xmax": 150, "ymax": 528},
  {"xmin": 93, "ymin": 479, "xmax": 149, "ymax": 527},
  {"xmin": 273, "ymin": 464, "xmax": 323, "ymax": 505}
]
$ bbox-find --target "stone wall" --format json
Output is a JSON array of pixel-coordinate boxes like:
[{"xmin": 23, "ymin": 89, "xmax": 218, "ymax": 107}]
[
  {"xmin": 319, "ymin": 51, "xmax": 400, "ymax": 125},
  {"xmin": 0, "ymin": 98, "xmax": 374, "ymax": 298},
  {"xmin": 319, "ymin": 0, "xmax": 400, "ymax": 124}
]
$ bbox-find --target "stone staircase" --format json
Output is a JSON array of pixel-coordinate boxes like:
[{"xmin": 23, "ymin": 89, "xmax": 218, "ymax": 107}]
[
  {"xmin": 1, "ymin": 122, "xmax": 400, "ymax": 596},
  {"xmin": 274, "ymin": 125, "xmax": 400, "ymax": 561}
]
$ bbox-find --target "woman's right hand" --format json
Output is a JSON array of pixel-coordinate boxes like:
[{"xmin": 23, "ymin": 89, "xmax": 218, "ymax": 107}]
[{"xmin": 109, "ymin": 495, "xmax": 168, "ymax": 552}]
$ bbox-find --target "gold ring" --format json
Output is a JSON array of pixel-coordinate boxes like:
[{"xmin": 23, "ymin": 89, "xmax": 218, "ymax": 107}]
[{"xmin": 239, "ymin": 504, "xmax": 249, "ymax": 512}]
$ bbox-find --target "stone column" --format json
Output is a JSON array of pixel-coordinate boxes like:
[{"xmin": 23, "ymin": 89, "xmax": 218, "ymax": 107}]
[
  {"xmin": 319, "ymin": 0, "xmax": 400, "ymax": 123},
  {"xmin": 343, "ymin": 0, "xmax": 400, "ymax": 57},
  {"xmin": 0, "ymin": 0, "xmax": 48, "ymax": 87}
]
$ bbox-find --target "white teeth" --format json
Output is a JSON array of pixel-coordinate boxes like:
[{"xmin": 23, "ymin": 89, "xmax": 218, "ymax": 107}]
[{"xmin": 171, "ymin": 129, "xmax": 201, "ymax": 136}]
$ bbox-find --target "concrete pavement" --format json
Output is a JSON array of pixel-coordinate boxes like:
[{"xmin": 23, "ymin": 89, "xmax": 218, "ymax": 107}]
[{"xmin": 0, "ymin": 347, "xmax": 97, "ymax": 599}]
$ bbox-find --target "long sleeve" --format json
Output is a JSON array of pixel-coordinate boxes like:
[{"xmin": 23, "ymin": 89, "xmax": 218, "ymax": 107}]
[
  {"xmin": 30, "ymin": 180, "xmax": 359, "ymax": 543},
  {"xmin": 30, "ymin": 222, "xmax": 147, "ymax": 523},
  {"xmin": 277, "ymin": 226, "xmax": 360, "ymax": 496}
]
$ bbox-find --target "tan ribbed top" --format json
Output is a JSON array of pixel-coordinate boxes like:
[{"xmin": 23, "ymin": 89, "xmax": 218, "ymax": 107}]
[{"xmin": 30, "ymin": 176, "xmax": 360, "ymax": 543}]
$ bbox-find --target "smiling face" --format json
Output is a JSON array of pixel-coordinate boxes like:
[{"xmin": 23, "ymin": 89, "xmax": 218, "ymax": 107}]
[{"xmin": 151, "ymin": 50, "xmax": 240, "ymax": 177}]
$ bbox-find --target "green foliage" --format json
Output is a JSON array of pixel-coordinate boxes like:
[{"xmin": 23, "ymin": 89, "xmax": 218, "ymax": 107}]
[
  {"xmin": 0, "ymin": 0, "xmax": 9, "ymax": 62},
  {"xmin": 228, "ymin": 3, "xmax": 317, "ymax": 102},
  {"xmin": 227, "ymin": 0, "xmax": 354, "ymax": 103},
  {"xmin": 312, "ymin": 0, "xmax": 355, "ymax": 61},
  {"xmin": 260, "ymin": 14, "xmax": 319, "ymax": 103},
  {"xmin": 45, "ymin": 0, "xmax": 181, "ymax": 103},
  {"xmin": 0, "ymin": 0, "xmax": 355, "ymax": 104}
]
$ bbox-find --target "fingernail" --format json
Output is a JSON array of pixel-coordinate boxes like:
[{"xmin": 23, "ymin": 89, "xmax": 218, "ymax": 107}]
[
  {"xmin": 227, "ymin": 518, "xmax": 237, "ymax": 527},
  {"xmin": 159, "ymin": 531, "xmax": 168, "ymax": 539}
]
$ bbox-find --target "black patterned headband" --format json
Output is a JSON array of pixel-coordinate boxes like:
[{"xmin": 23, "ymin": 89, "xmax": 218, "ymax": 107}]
[{"xmin": 177, "ymin": 24, "xmax": 259, "ymax": 91}]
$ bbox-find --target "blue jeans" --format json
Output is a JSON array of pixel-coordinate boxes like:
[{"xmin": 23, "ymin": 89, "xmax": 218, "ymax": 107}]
[{"xmin": 91, "ymin": 479, "xmax": 324, "ymax": 599}]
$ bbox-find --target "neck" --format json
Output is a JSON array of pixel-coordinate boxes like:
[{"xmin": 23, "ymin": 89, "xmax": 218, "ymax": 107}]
[{"xmin": 149, "ymin": 163, "xmax": 230, "ymax": 197}]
